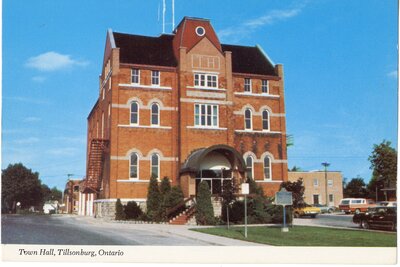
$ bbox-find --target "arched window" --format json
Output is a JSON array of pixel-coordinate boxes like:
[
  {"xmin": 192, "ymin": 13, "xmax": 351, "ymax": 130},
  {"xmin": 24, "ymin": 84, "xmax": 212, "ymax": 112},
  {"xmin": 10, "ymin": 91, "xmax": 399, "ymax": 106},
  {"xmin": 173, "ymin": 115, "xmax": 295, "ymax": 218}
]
[
  {"xmin": 130, "ymin": 102, "xmax": 139, "ymax": 125},
  {"xmin": 130, "ymin": 153, "xmax": 139, "ymax": 179},
  {"xmin": 262, "ymin": 110, "xmax": 269, "ymax": 131},
  {"xmin": 151, "ymin": 153, "xmax": 160, "ymax": 179},
  {"xmin": 264, "ymin": 156, "xmax": 272, "ymax": 180},
  {"xmin": 246, "ymin": 156, "xmax": 254, "ymax": 180},
  {"xmin": 244, "ymin": 109, "xmax": 252, "ymax": 130},
  {"xmin": 151, "ymin": 103, "xmax": 159, "ymax": 126}
]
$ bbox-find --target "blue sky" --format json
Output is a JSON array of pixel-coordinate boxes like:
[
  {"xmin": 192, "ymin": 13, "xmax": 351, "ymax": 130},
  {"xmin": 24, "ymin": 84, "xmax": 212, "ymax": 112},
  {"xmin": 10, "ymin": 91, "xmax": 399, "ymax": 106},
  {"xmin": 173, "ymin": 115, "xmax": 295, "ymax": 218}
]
[{"xmin": 3, "ymin": 0, "xmax": 398, "ymax": 190}]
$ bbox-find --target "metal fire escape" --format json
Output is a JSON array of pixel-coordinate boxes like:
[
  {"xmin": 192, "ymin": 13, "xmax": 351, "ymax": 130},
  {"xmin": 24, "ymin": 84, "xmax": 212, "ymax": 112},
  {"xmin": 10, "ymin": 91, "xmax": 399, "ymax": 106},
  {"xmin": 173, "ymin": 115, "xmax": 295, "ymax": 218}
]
[{"xmin": 84, "ymin": 139, "xmax": 109, "ymax": 192}]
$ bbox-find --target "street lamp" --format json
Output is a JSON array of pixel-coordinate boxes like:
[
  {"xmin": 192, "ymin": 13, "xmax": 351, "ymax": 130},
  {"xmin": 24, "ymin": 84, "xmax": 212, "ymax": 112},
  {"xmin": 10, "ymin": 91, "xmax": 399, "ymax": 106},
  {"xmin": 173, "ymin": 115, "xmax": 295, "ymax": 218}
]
[{"xmin": 321, "ymin": 162, "xmax": 330, "ymax": 206}]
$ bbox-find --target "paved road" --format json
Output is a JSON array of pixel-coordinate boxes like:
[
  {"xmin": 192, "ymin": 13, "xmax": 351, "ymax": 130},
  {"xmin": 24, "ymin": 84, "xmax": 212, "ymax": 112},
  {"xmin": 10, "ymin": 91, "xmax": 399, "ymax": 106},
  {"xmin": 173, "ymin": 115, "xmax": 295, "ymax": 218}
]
[
  {"xmin": 293, "ymin": 213, "xmax": 358, "ymax": 229},
  {"xmin": 1, "ymin": 214, "xmax": 263, "ymax": 246}
]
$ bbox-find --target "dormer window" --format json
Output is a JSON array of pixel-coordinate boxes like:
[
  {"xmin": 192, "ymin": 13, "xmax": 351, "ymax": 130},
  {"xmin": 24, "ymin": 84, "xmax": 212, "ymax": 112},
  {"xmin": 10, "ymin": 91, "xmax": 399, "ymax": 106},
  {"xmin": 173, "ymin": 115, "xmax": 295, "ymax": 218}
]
[
  {"xmin": 194, "ymin": 73, "xmax": 218, "ymax": 88},
  {"xmin": 195, "ymin": 26, "xmax": 205, "ymax": 36}
]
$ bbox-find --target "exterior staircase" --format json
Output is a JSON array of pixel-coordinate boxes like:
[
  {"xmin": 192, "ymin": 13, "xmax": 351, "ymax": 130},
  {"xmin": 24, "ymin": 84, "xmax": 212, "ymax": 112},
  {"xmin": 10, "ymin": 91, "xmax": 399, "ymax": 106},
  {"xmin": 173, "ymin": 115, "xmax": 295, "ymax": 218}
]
[
  {"xmin": 169, "ymin": 205, "xmax": 196, "ymax": 225},
  {"xmin": 85, "ymin": 138, "xmax": 109, "ymax": 191}
]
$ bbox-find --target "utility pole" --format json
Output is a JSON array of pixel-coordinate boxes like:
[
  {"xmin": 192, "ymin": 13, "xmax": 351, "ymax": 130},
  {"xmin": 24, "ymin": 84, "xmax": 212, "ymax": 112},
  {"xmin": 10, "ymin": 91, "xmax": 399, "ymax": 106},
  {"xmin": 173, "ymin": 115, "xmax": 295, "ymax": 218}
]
[{"xmin": 321, "ymin": 162, "xmax": 330, "ymax": 206}]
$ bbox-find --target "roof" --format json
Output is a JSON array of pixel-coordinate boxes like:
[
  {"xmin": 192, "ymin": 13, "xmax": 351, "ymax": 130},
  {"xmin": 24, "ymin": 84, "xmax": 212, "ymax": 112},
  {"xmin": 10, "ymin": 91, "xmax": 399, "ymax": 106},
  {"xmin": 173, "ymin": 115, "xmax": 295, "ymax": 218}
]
[
  {"xmin": 221, "ymin": 44, "xmax": 277, "ymax": 76},
  {"xmin": 112, "ymin": 31, "xmax": 277, "ymax": 75},
  {"xmin": 113, "ymin": 32, "xmax": 177, "ymax": 67}
]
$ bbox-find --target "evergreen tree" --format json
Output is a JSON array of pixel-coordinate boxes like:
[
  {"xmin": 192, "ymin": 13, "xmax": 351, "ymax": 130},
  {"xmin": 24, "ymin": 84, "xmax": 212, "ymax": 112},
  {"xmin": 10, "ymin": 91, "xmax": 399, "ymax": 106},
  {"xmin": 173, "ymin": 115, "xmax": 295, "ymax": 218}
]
[
  {"xmin": 221, "ymin": 179, "xmax": 238, "ymax": 223},
  {"xmin": 158, "ymin": 177, "xmax": 171, "ymax": 221},
  {"xmin": 124, "ymin": 201, "xmax": 143, "ymax": 219},
  {"xmin": 195, "ymin": 181, "xmax": 215, "ymax": 225},
  {"xmin": 146, "ymin": 175, "xmax": 161, "ymax": 221},
  {"xmin": 115, "ymin": 198, "xmax": 126, "ymax": 220}
]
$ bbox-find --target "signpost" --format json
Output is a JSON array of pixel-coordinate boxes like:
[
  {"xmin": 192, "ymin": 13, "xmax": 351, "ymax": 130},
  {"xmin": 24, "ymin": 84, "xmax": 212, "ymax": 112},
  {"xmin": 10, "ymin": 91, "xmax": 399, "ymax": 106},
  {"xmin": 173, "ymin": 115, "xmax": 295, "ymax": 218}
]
[
  {"xmin": 275, "ymin": 188, "xmax": 292, "ymax": 232},
  {"xmin": 241, "ymin": 183, "xmax": 249, "ymax": 238}
]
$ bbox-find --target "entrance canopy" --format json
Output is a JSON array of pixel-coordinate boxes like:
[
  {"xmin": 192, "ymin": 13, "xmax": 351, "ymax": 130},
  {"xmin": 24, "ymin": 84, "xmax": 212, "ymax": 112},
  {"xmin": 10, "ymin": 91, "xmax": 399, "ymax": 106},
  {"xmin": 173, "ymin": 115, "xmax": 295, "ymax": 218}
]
[{"xmin": 180, "ymin": 144, "xmax": 246, "ymax": 174}]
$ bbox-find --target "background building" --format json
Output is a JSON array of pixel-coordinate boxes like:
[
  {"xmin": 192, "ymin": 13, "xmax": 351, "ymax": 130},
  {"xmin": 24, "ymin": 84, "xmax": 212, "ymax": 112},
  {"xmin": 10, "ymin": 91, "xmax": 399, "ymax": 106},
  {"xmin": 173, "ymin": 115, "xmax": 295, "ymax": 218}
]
[
  {"xmin": 83, "ymin": 17, "xmax": 288, "ymax": 217},
  {"xmin": 63, "ymin": 179, "xmax": 81, "ymax": 214},
  {"xmin": 288, "ymin": 171, "xmax": 343, "ymax": 207}
]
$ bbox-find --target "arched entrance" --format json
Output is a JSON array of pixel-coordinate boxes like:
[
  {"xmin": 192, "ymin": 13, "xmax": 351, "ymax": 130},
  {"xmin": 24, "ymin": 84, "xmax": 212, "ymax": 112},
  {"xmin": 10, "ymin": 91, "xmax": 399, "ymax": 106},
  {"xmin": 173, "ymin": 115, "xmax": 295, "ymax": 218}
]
[{"xmin": 180, "ymin": 145, "xmax": 246, "ymax": 196}]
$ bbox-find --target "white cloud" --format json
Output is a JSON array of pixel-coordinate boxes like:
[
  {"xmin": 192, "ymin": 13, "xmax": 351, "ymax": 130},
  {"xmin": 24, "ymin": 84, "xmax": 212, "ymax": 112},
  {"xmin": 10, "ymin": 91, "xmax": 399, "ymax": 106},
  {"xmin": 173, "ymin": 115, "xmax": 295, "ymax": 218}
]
[
  {"xmin": 32, "ymin": 76, "xmax": 46, "ymax": 82},
  {"xmin": 218, "ymin": 3, "xmax": 306, "ymax": 43},
  {"xmin": 14, "ymin": 137, "xmax": 40, "ymax": 145},
  {"xmin": 23, "ymin": 117, "xmax": 42, "ymax": 123},
  {"xmin": 387, "ymin": 70, "xmax": 397, "ymax": 78},
  {"xmin": 47, "ymin": 147, "xmax": 79, "ymax": 156},
  {"xmin": 26, "ymin": 51, "xmax": 89, "ymax": 71}
]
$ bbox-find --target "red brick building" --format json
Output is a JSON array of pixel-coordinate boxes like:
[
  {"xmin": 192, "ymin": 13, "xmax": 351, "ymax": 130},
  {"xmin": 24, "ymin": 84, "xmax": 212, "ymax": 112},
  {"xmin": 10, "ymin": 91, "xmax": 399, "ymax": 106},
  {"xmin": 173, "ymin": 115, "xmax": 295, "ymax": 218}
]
[{"xmin": 82, "ymin": 17, "xmax": 288, "ymax": 217}]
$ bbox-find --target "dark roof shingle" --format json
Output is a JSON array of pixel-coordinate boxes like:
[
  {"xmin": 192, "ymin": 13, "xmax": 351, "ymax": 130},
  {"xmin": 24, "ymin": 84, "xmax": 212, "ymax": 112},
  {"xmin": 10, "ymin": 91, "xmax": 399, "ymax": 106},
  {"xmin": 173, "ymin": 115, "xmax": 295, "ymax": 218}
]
[
  {"xmin": 222, "ymin": 44, "xmax": 277, "ymax": 76},
  {"xmin": 113, "ymin": 32, "xmax": 177, "ymax": 67},
  {"xmin": 112, "ymin": 32, "xmax": 276, "ymax": 76}
]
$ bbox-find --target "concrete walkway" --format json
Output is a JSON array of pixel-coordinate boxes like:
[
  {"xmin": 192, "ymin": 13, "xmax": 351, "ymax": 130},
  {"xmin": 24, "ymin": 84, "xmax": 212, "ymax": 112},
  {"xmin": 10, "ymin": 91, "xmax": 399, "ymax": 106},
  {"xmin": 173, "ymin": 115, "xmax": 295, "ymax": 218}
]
[{"xmin": 68, "ymin": 215, "xmax": 267, "ymax": 246}]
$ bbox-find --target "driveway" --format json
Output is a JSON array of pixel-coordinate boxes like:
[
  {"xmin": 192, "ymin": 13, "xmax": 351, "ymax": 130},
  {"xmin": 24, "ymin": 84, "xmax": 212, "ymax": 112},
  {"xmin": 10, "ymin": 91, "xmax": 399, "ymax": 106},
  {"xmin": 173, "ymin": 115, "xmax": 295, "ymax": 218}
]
[{"xmin": 1, "ymin": 214, "xmax": 265, "ymax": 246}]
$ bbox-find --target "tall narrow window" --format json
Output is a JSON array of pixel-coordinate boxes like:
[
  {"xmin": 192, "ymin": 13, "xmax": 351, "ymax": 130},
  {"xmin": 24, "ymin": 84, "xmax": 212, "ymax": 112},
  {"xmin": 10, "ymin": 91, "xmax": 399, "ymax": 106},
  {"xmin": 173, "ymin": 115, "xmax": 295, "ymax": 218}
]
[
  {"xmin": 246, "ymin": 156, "xmax": 253, "ymax": 180},
  {"xmin": 262, "ymin": 80, "xmax": 269, "ymax": 93},
  {"xmin": 151, "ymin": 103, "xmax": 159, "ymax": 126},
  {"xmin": 262, "ymin": 110, "xmax": 269, "ymax": 131},
  {"xmin": 101, "ymin": 112, "xmax": 104, "ymax": 138},
  {"xmin": 130, "ymin": 102, "xmax": 139, "ymax": 125},
  {"xmin": 131, "ymin": 69, "xmax": 139, "ymax": 84},
  {"xmin": 244, "ymin": 109, "xmax": 252, "ymax": 130},
  {"xmin": 151, "ymin": 70, "xmax": 160, "ymax": 85},
  {"xmin": 151, "ymin": 153, "xmax": 160, "ymax": 179},
  {"xmin": 194, "ymin": 104, "xmax": 218, "ymax": 127},
  {"xmin": 244, "ymin": 78, "xmax": 251, "ymax": 92},
  {"xmin": 263, "ymin": 156, "xmax": 271, "ymax": 180},
  {"xmin": 130, "ymin": 153, "xmax": 138, "ymax": 179}
]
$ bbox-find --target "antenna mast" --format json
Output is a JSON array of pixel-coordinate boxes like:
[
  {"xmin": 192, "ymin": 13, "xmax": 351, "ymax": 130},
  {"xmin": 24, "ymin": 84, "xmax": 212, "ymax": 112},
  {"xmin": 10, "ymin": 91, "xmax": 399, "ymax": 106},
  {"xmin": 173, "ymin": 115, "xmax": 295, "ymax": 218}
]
[
  {"xmin": 172, "ymin": 0, "xmax": 175, "ymax": 31},
  {"xmin": 162, "ymin": 0, "xmax": 166, "ymax": 33}
]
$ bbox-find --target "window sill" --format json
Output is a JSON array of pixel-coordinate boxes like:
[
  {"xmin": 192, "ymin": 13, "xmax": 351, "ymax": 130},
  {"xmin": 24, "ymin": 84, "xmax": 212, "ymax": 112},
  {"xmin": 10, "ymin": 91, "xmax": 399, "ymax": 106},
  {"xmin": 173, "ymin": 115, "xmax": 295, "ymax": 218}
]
[
  {"xmin": 187, "ymin": 126, "xmax": 227, "ymax": 130},
  {"xmin": 119, "ymin": 83, "xmax": 172, "ymax": 90},
  {"xmin": 235, "ymin": 130, "xmax": 282, "ymax": 134},
  {"xmin": 255, "ymin": 180, "xmax": 282, "ymax": 183},
  {"xmin": 119, "ymin": 124, "xmax": 172, "ymax": 129},
  {"xmin": 116, "ymin": 179, "xmax": 150, "ymax": 183},
  {"xmin": 234, "ymin": 92, "xmax": 280, "ymax": 98},
  {"xmin": 187, "ymin": 86, "xmax": 226, "ymax": 91}
]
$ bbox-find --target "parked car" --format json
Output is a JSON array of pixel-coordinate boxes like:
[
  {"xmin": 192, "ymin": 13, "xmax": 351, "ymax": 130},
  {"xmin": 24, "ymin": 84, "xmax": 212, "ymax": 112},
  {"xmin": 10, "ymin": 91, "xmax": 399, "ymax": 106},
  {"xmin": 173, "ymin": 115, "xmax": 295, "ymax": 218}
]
[
  {"xmin": 338, "ymin": 198, "xmax": 376, "ymax": 214},
  {"xmin": 293, "ymin": 205, "xmax": 321, "ymax": 218},
  {"xmin": 375, "ymin": 201, "xmax": 397, "ymax": 207},
  {"xmin": 312, "ymin": 204, "xmax": 335, "ymax": 213},
  {"xmin": 353, "ymin": 206, "xmax": 396, "ymax": 231}
]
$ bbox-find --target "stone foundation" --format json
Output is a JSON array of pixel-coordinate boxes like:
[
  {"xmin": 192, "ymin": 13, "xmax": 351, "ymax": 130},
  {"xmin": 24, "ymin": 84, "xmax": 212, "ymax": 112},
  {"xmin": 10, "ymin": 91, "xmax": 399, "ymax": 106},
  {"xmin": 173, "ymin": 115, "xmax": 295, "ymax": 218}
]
[{"xmin": 94, "ymin": 199, "xmax": 146, "ymax": 219}]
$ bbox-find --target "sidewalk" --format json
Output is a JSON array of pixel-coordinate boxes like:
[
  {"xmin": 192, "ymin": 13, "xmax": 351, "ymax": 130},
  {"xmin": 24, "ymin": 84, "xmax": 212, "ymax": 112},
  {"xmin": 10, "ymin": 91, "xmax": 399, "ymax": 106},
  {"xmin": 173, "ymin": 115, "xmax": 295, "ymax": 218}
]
[{"xmin": 68, "ymin": 215, "xmax": 267, "ymax": 246}]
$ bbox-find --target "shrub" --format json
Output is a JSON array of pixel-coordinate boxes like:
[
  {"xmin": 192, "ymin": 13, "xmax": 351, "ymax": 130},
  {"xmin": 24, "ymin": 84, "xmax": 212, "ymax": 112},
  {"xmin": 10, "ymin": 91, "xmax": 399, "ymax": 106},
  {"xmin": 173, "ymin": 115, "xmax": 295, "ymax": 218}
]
[
  {"xmin": 195, "ymin": 181, "xmax": 215, "ymax": 225},
  {"xmin": 158, "ymin": 177, "xmax": 172, "ymax": 221},
  {"xmin": 115, "ymin": 198, "xmax": 126, "ymax": 220},
  {"xmin": 146, "ymin": 175, "xmax": 161, "ymax": 221},
  {"xmin": 265, "ymin": 204, "xmax": 292, "ymax": 224},
  {"xmin": 124, "ymin": 201, "xmax": 143, "ymax": 220}
]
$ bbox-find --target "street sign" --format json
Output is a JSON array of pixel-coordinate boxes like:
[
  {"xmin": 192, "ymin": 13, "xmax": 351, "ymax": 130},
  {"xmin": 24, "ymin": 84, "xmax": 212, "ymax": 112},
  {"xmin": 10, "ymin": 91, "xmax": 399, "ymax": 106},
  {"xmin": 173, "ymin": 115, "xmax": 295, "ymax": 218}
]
[
  {"xmin": 275, "ymin": 188, "xmax": 293, "ymax": 206},
  {"xmin": 275, "ymin": 188, "xmax": 292, "ymax": 232},
  {"xmin": 241, "ymin": 183, "xmax": 249, "ymax": 195}
]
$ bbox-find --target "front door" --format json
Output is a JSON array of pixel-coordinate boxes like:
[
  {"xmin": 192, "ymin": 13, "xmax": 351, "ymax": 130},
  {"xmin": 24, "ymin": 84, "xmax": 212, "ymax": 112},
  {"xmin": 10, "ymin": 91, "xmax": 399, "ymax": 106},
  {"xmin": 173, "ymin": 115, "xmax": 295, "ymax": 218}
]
[{"xmin": 313, "ymin": 194, "xmax": 320, "ymax": 205}]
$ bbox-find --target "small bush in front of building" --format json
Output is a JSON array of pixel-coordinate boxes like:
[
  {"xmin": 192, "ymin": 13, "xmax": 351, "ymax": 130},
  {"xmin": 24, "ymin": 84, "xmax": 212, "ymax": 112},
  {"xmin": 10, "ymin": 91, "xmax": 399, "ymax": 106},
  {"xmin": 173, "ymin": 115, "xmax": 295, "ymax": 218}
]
[
  {"xmin": 124, "ymin": 201, "xmax": 143, "ymax": 220},
  {"xmin": 195, "ymin": 181, "xmax": 215, "ymax": 225},
  {"xmin": 158, "ymin": 177, "xmax": 172, "ymax": 221},
  {"xmin": 164, "ymin": 185, "xmax": 185, "ymax": 219},
  {"xmin": 265, "ymin": 204, "xmax": 292, "ymax": 224},
  {"xmin": 115, "ymin": 198, "xmax": 126, "ymax": 220}
]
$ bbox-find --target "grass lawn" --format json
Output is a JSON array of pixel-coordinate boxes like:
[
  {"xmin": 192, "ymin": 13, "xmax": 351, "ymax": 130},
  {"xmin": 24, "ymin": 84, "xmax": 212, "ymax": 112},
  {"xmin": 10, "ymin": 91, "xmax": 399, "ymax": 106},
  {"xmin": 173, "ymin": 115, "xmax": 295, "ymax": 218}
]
[{"xmin": 191, "ymin": 226, "xmax": 397, "ymax": 247}]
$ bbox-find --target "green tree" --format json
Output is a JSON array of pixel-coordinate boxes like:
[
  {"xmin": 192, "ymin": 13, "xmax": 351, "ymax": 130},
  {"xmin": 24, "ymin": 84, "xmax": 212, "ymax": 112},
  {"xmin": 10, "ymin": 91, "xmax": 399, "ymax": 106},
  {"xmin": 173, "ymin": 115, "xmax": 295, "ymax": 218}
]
[
  {"xmin": 343, "ymin": 177, "xmax": 368, "ymax": 198},
  {"xmin": 115, "ymin": 198, "xmax": 126, "ymax": 220},
  {"xmin": 368, "ymin": 140, "xmax": 397, "ymax": 190},
  {"xmin": 165, "ymin": 185, "xmax": 184, "ymax": 208},
  {"xmin": 220, "ymin": 179, "xmax": 238, "ymax": 223},
  {"xmin": 2, "ymin": 163, "xmax": 43, "ymax": 212},
  {"xmin": 158, "ymin": 177, "xmax": 171, "ymax": 221},
  {"xmin": 146, "ymin": 175, "xmax": 161, "ymax": 221},
  {"xmin": 280, "ymin": 178, "xmax": 305, "ymax": 208},
  {"xmin": 195, "ymin": 181, "xmax": 215, "ymax": 225},
  {"xmin": 124, "ymin": 201, "xmax": 143, "ymax": 219}
]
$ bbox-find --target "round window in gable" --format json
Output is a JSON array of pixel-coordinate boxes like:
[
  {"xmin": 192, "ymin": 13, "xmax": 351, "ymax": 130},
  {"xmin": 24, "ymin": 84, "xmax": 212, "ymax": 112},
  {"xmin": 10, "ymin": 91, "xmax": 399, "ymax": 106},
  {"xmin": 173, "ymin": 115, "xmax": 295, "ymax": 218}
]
[{"xmin": 195, "ymin": 26, "xmax": 205, "ymax": 36}]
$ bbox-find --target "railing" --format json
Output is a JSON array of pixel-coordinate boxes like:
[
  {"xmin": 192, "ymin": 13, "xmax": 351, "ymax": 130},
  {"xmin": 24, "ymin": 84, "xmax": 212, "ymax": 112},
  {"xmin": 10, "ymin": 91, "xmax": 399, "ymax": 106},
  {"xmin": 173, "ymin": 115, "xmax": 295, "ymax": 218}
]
[{"xmin": 166, "ymin": 196, "xmax": 195, "ymax": 219}]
